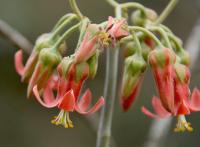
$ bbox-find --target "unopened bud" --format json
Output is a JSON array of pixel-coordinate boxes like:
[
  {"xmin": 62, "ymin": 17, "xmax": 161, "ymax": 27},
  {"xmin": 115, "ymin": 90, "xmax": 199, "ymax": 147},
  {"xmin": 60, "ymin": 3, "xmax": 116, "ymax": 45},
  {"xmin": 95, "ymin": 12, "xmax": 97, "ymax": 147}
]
[
  {"xmin": 74, "ymin": 62, "xmax": 89, "ymax": 83},
  {"xmin": 177, "ymin": 50, "xmax": 190, "ymax": 66},
  {"xmin": 57, "ymin": 56, "xmax": 74, "ymax": 76},
  {"xmin": 149, "ymin": 48, "xmax": 176, "ymax": 68},
  {"xmin": 121, "ymin": 41, "xmax": 137, "ymax": 57},
  {"xmin": 21, "ymin": 33, "xmax": 66, "ymax": 82},
  {"xmin": 131, "ymin": 10, "xmax": 146, "ymax": 26},
  {"xmin": 146, "ymin": 8, "xmax": 158, "ymax": 22},
  {"xmin": 87, "ymin": 51, "xmax": 100, "ymax": 79},
  {"xmin": 27, "ymin": 48, "xmax": 61, "ymax": 97},
  {"xmin": 121, "ymin": 54, "xmax": 146, "ymax": 111}
]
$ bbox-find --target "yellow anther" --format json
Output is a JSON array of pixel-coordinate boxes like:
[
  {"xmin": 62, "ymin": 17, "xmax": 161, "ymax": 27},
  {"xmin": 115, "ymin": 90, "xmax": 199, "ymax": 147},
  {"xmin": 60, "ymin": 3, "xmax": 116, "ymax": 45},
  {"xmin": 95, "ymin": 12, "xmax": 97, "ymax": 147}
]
[
  {"xmin": 50, "ymin": 110, "xmax": 74, "ymax": 129},
  {"xmin": 174, "ymin": 115, "xmax": 193, "ymax": 132},
  {"xmin": 97, "ymin": 31, "xmax": 111, "ymax": 47}
]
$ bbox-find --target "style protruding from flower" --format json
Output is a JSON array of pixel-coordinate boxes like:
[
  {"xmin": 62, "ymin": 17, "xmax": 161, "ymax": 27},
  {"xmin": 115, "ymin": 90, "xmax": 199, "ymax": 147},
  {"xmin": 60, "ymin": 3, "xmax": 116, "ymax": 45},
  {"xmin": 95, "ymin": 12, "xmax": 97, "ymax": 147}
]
[
  {"xmin": 32, "ymin": 57, "xmax": 104, "ymax": 128},
  {"xmin": 141, "ymin": 48, "xmax": 200, "ymax": 132}
]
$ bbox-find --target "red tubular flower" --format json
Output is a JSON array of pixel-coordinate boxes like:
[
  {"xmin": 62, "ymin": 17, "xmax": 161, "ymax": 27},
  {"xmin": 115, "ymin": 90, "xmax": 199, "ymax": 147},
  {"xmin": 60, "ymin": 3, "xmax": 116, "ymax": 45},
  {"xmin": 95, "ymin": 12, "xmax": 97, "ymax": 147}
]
[
  {"xmin": 14, "ymin": 33, "xmax": 66, "ymax": 82},
  {"xmin": 120, "ymin": 54, "xmax": 146, "ymax": 111},
  {"xmin": 142, "ymin": 53, "xmax": 200, "ymax": 132},
  {"xmin": 149, "ymin": 48, "xmax": 176, "ymax": 113},
  {"xmin": 27, "ymin": 48, "xmax": 61, "ymax": 98},
  {"xmin": 32, "ymin": 58, "xmax": 104, "ymax": 128}
]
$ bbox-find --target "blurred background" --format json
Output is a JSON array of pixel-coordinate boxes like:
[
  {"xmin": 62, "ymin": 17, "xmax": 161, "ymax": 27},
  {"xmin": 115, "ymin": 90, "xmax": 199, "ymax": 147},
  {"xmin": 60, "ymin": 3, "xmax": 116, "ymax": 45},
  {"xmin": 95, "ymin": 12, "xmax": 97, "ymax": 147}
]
[{"xmin": 1, "ymin": 0, "xmax": 200, "ymax": 147}]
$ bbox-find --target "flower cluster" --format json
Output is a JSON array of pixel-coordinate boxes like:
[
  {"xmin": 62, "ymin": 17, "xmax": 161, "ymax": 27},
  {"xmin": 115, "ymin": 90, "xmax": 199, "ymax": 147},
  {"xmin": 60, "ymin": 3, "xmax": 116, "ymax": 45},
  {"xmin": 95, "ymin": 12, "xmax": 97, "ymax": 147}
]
[
  {"xmin": 121, "ymin": 38, "xmax": 200, "ymax": 132},
  {"xmin": 14, "ymin": 15, "xmax": 129, "ymax": 128},
  {"xmin": 14, "ymin": 1, "xmax": 200, "ymax": 133}
]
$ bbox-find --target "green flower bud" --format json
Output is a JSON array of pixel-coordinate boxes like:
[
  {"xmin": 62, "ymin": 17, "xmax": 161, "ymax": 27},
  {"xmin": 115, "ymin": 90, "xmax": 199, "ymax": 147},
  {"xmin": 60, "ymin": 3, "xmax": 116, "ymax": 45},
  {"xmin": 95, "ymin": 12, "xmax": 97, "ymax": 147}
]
[
  {"xmin": 58, "ymin": 56, "xmax": 74, "ymax": 76},
  {"xmin": 131, "ymin": 10, "xmax": 146, "ymax": 26},
  {"xmin": 39, "ymin": 48, "xmax": 62, "ymax": 68},
  {"xmin": 125, "ymin": 54, "xmax": 147, "ymax": 74},
  {"xmin": 87, "ymin": 50, "xmax": 100, "ymax": 79},
  {"xmin": 174, "ymin": 63, "xmax": 190, "ymax": 83},
  {"xmin": 121, "ymin": 41, "xmax": 137, "ymax": 57},
  {"xmin": 149, "ymin": 48, "xmax": 176, "ymax": 68},
  {"xmin": 75, "ymin": 62, "xmax": 89, "ymax": 83},
  {"xmin": 176, "ymin": 49, "xmax": 190, "ymax": 66},
  {"xmin": 35, "ymin": 33, "xmax": 67, "ymax": 54},
  {"xmin": 120, "ymin": 54, "xmax": 146, "ymax": 111},
  {"xmin": 141, "ymin": 42, "xmax": 152, "ymax": 61}
]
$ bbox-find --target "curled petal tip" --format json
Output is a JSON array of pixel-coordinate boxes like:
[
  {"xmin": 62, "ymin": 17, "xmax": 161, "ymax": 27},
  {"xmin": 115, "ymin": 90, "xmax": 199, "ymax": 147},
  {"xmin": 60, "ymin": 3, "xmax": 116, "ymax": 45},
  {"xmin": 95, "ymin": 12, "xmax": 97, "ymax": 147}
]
[
  {"xmin": 189, "ymin": 88, "xmax": 200, "ymax": 111},
  {"xmin": 14, "ymin": 50, "xmax": 24, "ymax": 76},
  {"xmin": 77, "ymin": 89, "xmax": 92, "ymax": 111},
  {"xmin": 76, "ymin": 96, "xmax": 104, "ymax": 115},
  {"xmin": 141, "ymin": 106, "xmax": 158, "ymax": 119},
  {"xmin": 33, "ymin": 85, "xmax": 59, "ymax": 108}
]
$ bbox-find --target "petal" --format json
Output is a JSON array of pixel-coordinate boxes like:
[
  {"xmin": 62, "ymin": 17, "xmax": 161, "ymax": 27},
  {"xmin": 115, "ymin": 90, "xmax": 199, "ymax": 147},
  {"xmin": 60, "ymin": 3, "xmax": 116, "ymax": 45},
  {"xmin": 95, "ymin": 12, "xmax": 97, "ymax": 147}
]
[
  {"xmin": 27, "ymin": 63, "xmax": 42, "ymax": 98},
  {"xmin": 121, "ymin": 77, "xmax": 143, "ymax": 112},
  {"xmin": 77, "ymin": 89, "xmax": 92, "ymax": 111},
  {"xmin": 33, "ymin": 85, "xmax": 60, "ymax": 108},
  {"xmin": 43, "ymin": 85, "xmax": 56, "ymax": 104},
  {"xmin": 177, "ymin": 100, "xmax": 190, "ymax": 115},
  {"xmin": 141, "ymin": 96, "xmax": 171, "ymax": 119},
  {"xmin": 58, "ymin": 90, "xmax": 76, "ymax": 111},
  {"xmin": 189, "ymin": 88, "xmax": 200, "ymax": 111},
  {"xmin": 151, "ymin": 96, "xmax": 171, "ymax": 118},
  {"xmin": 21, "ymin": 52, "xmax": 38, "ymax": 82},
  {"xmin": 75, "ymin": 35, "xmax": 97, "ymax": 63},
  {"xmin": 106, "ymin": 16, "xmax": 114, "ymax": 30},
  {"xmin": 141, "ymin": 106, "xmax": 159, "ymax": 119},
  {"xmin": 75, "ymin": 96, "xmax": 104, "ymax": 115},
  {"xmin": 14, "ymin": 50, "xmax": 24, "ymax": 76}
]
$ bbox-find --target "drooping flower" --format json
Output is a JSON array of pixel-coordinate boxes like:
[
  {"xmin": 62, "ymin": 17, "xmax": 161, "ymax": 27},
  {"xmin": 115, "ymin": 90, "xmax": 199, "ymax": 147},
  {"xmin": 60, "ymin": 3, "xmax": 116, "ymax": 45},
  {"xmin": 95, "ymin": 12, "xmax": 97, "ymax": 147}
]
[
  {"xmin": 27, "ymin": 48, "xmax": 62, "ymax": 97},
  {"xmin": 120, "ymin": 54, "xmax": 146, "ymax": 111},
  {"xmin": 32, "ymin": 57, "xmax": 104, "ymax": 128},
  {"xmin": 142, "ymin": 49, "xmax": 200, "ymax": 132},
  {"xmin": 75, "ymin": 24, "xmax": 100, "ymax": 64},
  {"xmin": 149, "ymin": 48, "xmax": 176, "ymax": 113},
  {"xmin": 14, "ymin": 33, "xmax": 66, "ymax": 82}
]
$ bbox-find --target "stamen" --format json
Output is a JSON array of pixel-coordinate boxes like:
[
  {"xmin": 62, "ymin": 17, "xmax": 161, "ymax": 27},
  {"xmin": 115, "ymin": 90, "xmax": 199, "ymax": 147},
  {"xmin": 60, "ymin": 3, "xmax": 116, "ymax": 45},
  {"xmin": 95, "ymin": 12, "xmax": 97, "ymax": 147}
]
[
  {"xmin": 51, "ymin": 109, "xmax": 74, "ymax": 128},
  {"xmin": 174, "ymin": 115, "xmax": 193, "ymax": 132},
  {"xmin": 97, "ymin": 32, "xmax": 111, "ymax": 47}
]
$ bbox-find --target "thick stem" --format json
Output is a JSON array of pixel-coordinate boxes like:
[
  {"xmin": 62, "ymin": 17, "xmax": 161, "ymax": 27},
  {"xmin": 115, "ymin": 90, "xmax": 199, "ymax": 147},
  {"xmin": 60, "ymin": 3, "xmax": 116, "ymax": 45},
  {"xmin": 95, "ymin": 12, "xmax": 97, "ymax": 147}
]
[
  {"xmin": 96, "ymin": 6, "xmax": 121, "ymax": 147},
  {"xmin": 96, "ymin": 48, "xmax": 119, "ymax": 147},
  {"xmin": 155, "ymin": 0, "xmax": 179, "ymax": 24}
]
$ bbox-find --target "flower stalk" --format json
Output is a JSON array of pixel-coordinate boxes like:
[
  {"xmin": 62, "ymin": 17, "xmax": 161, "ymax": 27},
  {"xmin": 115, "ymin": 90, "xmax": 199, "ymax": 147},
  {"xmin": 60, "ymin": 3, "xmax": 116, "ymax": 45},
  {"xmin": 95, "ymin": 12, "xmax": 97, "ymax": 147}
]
[
  {"xmin": 69, "ymin": 0, "xmax": 84, "ymax": 19},
  {"xmin": 155, "ymin": 0, "xmax": 179, "ymax": 24},
  {"xmin": 96, "ymin": 5, "xmax": 122, "ymax": 147}
]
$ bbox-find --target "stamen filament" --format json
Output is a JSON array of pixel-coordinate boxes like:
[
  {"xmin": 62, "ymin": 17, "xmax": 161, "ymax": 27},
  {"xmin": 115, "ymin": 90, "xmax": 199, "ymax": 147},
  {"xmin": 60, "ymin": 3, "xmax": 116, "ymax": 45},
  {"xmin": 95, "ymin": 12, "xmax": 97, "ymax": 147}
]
[{"xmin": 174, "ymin": 115, "xmax": 193, "ymax": 132}]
